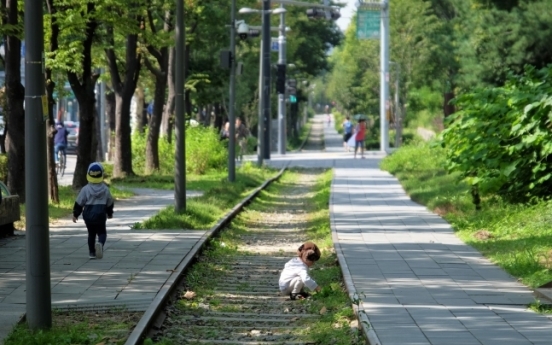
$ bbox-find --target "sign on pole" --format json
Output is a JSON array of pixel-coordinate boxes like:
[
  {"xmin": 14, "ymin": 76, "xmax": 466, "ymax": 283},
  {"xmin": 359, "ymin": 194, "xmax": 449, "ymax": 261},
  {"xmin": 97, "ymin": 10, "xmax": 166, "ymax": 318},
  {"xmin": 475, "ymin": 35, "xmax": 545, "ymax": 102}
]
[
  {"xmin": 271, "ymin": 38, "xmax": 279, "ymax": 52},
  {"xmin": 356, "ymin": 9, "xmax": 379, "ymax": 40}
]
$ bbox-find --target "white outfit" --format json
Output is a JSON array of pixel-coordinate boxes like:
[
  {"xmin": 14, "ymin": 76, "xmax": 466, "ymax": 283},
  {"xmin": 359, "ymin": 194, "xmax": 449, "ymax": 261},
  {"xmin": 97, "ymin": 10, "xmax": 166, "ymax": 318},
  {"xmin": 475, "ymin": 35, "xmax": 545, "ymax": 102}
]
[{"xmin": 279, "ymin": 257, "xmax": 318, "ymax": 294}]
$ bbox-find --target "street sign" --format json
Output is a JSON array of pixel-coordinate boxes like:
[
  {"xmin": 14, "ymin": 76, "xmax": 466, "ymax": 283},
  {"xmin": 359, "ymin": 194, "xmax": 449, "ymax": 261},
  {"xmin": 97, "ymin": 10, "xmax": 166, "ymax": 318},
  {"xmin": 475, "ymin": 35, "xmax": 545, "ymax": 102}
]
[
  {"xmin": 271, "ymin": 38, "xmax": 279, "ymax": 52},
  {"xmin": 357, "ymin": 9, "xmax": 379, "ymax": 40}
]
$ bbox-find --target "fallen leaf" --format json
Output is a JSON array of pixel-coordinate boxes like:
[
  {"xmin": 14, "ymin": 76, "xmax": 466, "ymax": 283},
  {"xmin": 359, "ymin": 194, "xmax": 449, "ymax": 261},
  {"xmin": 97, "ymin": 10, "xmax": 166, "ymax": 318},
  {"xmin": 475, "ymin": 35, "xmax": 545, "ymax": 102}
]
[
  {"xmin": 319, "ymin": 306, "xmax": 327, "ymax": 315},
  {"xmin": 183, "ymin": 290, "xmax": 196, "ymax": 300}
]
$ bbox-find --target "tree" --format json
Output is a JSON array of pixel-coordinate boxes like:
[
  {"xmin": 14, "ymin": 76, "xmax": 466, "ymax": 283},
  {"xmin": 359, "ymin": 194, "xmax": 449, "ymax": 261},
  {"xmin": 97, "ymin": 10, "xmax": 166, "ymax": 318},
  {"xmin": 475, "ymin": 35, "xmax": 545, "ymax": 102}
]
[
  {"xmin": 44, "ymin": 0, "xmax": 61, "ymax": 203},
  {"xmin": 1, "ymin": 0, "xmax": 25, "ymax": 201},
  {"xmin": 143, "ymin": 4, "xmax": 172, "ymax": 173},
  {"xmin": 104, "ymin": 2, "xmax": 143, "ymax": 177}
]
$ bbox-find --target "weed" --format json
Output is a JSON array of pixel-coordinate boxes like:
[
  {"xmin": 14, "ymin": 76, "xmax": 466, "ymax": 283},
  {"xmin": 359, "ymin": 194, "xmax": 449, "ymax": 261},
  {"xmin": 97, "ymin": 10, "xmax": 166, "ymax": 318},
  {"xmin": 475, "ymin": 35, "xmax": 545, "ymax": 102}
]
[{"xmin": 528, "ymin": 299, "xmax": 552, "ymax": 314}]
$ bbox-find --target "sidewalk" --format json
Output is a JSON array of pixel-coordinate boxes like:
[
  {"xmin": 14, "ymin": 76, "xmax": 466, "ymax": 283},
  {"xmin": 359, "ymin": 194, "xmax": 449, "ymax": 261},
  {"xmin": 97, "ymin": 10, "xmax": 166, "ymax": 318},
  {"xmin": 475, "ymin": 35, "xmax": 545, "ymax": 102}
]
[
  {"xmin": 0, "ymin": 188, "xmax": 204, "ymax": 344},
  {"xmin": 262, "ymin": 115, "xmax": 552, "ymax": 345}
]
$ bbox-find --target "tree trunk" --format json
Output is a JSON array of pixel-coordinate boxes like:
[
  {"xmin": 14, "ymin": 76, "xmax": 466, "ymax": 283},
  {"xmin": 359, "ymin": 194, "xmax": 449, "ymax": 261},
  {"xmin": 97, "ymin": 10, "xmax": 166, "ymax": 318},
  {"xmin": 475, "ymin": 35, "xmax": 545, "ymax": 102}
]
[
  {"xmin": 145, "ymin": 74, "xmax": 166, "ymax": 173},
  {"xmin": 68, "ymin": 2, "xmax": 99, "ymax": 190},
  {"xmin": 444, "ymin": 91, "xmax": 455, "ymax": 118},
  {"xmin": 161, "ymin": 47, "xmax": 175, "ymax": 142},
  {"xmin": 45, "ymin": 0, "xmax": 60, "ymax": 203},
  {"xmin": 3, "ymin": 0, "xmax": 25, "ymax": 202},
  {"xmin": 106, "ymin": 90, "xmax": 116, "ymax": 161},
  {"xmin": 113, "ymin": 92, "xmax": 134, "ymax": 176},
  {"xmin": 106, "ymin": 31, "xmax": 141, "ymax": 178},
  {"xmin": 134, "ymin": 86, "xmax": 145, "ymax": 134}
]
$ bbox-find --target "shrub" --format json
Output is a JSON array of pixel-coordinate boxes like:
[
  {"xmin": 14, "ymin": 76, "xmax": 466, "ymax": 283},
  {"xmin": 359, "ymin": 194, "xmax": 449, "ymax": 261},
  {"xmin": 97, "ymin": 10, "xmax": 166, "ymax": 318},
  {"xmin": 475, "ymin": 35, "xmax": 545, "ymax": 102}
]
[
  {"xmin": 441, "ymin": 65, "xmax": 552, "ymax": 202},
  {"xmin": 132, "ymin": 126, "xmax": 228, "ymax": 175}
]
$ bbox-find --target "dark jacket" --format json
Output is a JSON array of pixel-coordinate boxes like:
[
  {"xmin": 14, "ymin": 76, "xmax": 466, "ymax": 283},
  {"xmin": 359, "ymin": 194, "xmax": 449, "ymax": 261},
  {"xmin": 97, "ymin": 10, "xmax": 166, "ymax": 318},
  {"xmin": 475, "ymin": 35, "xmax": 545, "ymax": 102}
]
[
  {"xmin": 54, "ymin": 126, "xmax": 68, "ymax": 145},
  {"xmin": 73, "ymin": 182, "xmax": 114, "ymax": 224}
]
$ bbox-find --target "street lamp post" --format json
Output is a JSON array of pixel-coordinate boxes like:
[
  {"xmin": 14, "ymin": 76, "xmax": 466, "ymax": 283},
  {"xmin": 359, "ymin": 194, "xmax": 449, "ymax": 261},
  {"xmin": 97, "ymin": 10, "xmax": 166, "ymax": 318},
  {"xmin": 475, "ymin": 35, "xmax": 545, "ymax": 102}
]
[
  {"xmin": 174, "ymin": 0, "xmax": 186, "ymax": 212},
  {"xmin": 381, "ymin": 0, "xmax": 390, "ymax": 152},
  {"xmin": 25, "ymin": 0, "xmax": 52, "ymax": 330},
  {"xmin": 277, "ymin": 4, "xmax": 287, "ymax": 155},
  {"xmin": 228, "ymin": 0, "xmax": 237, "ymax": 182},
  {"xmin": 261, "ymin": 0, "xmax": 271, "ymax": 160},
  {"xmin": 239, "ymin": 4, "xmax": 286, "ymax": 164}
]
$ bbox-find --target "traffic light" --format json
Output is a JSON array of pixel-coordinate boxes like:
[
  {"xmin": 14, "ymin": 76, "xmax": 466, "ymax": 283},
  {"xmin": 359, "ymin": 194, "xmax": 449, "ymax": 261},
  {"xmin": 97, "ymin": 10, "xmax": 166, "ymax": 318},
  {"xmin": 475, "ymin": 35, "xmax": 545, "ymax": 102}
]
[
  {"xmin": 276, "ymin": 64, "xmax": 286, "ymax": 94},
  {"xmin": 306, "ymin": 8, "xmax": 340, "ymax": 20},
  {"xmin": 306, "ymin": 8, "xmax": 325, "ymax": 19}
]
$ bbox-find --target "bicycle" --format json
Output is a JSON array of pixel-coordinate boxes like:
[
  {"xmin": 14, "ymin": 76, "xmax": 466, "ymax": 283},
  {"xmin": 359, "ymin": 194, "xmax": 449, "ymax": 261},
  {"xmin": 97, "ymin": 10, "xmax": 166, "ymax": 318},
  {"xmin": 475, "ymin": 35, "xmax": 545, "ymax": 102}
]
[{"xmin": 57, "ymin": 149, "xmax": 66, "ymax": 177}]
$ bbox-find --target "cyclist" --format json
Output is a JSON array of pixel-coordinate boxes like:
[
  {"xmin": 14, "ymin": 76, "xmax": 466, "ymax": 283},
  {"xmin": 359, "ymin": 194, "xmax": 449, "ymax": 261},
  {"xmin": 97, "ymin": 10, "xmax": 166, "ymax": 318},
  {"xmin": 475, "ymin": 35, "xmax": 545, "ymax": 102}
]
[{"xmin": 54, "ymin": 122, "xmax": 68, "ymax": 167}]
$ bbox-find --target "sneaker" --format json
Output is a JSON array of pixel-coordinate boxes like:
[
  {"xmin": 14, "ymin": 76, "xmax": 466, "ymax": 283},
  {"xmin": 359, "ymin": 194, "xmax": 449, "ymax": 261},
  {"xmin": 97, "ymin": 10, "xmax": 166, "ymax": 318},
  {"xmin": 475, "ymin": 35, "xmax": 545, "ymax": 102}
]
[
  {"xmin": 95, "ymin": 243, "xmax": 103, "ymax": 259},
  {"xmin": 89, "ymin": 253, "xmax": 96, "ymax": 259},
  {"xmin": 290, "ymin": 292, "xmax": 307, "ymax": 300}
]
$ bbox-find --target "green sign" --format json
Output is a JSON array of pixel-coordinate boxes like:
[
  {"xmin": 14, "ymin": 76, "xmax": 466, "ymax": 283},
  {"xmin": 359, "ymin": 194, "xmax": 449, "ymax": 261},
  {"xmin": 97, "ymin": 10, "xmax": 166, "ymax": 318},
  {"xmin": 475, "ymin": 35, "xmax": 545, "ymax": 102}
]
[
  {"xmin": 357, "ymin": 9, "xmax": 380, "ymax": 40},
  {"xmin": 290, "ymin": 95, "xmax": 297, "ymax": 103}
]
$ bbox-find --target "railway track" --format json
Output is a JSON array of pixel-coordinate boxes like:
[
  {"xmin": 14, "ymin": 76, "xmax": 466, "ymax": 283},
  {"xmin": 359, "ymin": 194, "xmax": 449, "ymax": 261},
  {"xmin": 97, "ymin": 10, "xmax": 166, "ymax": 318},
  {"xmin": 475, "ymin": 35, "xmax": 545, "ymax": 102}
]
[
  {"xmin": 145, "ymin": 169, "xmax": 363, "ymax": 344},
  {"xmin": 150, "ymin": 172, "xmax": 321, "ymax": 344},
  {"xmin": 128, "ymin": 118, "xmax": 363, "ymax": 345}
]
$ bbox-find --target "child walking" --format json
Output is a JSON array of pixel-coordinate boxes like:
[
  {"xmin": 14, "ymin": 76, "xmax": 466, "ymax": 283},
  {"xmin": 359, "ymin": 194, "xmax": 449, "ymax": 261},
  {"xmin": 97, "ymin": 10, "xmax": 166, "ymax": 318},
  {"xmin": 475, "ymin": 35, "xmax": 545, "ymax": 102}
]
[
  {"xmin": 72, "ymin": 162, "xmax": 114, "ymax": 259},
  {"xmin": 279, "ymin": 242, "xmax": 322, "ymax": 300}
]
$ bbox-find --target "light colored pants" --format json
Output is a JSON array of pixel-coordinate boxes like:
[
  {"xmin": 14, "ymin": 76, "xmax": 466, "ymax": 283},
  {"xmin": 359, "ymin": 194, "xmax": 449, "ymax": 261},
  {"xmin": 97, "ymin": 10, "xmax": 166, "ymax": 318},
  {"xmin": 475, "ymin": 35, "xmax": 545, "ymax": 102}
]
[{"xmin": 281, "ymin": 277, "xmax": 304, "ymax": 294}]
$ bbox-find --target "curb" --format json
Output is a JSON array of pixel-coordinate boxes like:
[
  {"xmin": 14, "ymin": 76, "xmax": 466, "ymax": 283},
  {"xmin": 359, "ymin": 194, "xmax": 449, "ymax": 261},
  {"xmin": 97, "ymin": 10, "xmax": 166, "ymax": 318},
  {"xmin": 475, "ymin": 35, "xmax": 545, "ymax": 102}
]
[
  {"xmin": 124, "ymin": 164, "xmax": 288, "ymax": 345},
  {"xmin": 329, "ymin": 171, "xmax": 382, "ymax": 345}
]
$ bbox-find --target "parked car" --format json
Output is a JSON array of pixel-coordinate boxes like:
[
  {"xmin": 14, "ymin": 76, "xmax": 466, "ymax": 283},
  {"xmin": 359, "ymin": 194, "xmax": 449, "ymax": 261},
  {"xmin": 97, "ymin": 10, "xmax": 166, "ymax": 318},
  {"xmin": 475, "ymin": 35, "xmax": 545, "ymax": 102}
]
[{"xmin": 64, "ymin": 121, "xmax": 79, "ymax": 149}]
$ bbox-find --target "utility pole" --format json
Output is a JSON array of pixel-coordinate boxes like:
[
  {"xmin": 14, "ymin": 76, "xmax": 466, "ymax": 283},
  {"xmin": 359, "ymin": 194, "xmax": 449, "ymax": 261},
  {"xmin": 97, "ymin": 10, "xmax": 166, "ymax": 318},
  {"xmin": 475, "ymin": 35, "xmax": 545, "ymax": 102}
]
[
  {"xmin": 393, "ymin": 64, "xmax": 402, "ymax": 148},
  {"xmin": 25, "ymin": 0, "xmax": 52, "ymax": 330},
  {"xmin": 175, "ymin": 0, "xmax": 186, "ymax": 212},
  {"xmin": 228, "ymin": 0, "xmax": 236, "ymax": 181},
  {"xmin": 380, "ymin": 0, "xmax": 390, "ymax": 152},
  {"xmin": 261, "ymin": 0, "xmax": 271, "ymax": 160},
  {"xmin": 277, "ymin": 4, "xmax": 287, "ymax": 155}
]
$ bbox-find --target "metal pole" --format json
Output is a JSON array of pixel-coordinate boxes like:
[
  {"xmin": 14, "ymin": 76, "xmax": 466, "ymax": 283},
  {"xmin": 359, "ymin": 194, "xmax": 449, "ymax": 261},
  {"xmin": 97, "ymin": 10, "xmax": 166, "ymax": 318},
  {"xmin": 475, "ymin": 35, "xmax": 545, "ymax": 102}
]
[
  {"xmin": 277, "ymin": 4, "xmax": 286, "ymax": 155},
  {"xmin": 228, "ymin": 0, "xmax": 236, "ymax": 181},
  {"xmin": 261, "ymin": 0, "xmax": 271, "ymax": 159},
  {"xmin": 25, "ymin": 0, "xmax": 52, "ymax": 330},
  {"xmin": 394, "ymin": 64, "xmax": 401, "ymax": 148},
  {"xmin": 175, "ymin": 0, "xmax": 186, "ymax": 212},
  {"xmin": 380, "ymin": 0, "xmax": 390, "ymax": 152},
  {"xmin": 257, "ymin": 39, "xmax": 263, "ymax": 166}
]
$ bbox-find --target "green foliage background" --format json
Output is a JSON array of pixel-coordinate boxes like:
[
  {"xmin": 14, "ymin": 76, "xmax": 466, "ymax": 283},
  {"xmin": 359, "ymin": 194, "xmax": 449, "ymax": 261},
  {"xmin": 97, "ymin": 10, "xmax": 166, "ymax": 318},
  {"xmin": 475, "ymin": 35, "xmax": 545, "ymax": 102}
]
[
  {"xmin": 441, "ymin": 65, "xmax": 552, "ymax": 201},
  {"xmin": 132, "ymin": 126, "xmax": 227, "ymax": 175}
]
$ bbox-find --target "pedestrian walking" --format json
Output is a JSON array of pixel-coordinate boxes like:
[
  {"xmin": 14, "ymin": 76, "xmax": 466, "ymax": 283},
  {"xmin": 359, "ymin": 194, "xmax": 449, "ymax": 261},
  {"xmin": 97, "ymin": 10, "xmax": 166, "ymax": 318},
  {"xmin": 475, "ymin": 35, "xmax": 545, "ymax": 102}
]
[
  {"xmin": 342, "ymin": 116, "xmax": 353, "ymax": 152},
  {"xmin": 354, "ymin": 118, "xmax": 367, "ymax": 159},
  {"xmin": 72, "ymin": 162, "xmax": 114, "ymax": 259},
  {"xmin": 279, "ymin": 241, "xmax": 322, "ymax": 300},
  {"xmin": 236, "ymin": 117, "xmax": 249, "ymax": 161}
]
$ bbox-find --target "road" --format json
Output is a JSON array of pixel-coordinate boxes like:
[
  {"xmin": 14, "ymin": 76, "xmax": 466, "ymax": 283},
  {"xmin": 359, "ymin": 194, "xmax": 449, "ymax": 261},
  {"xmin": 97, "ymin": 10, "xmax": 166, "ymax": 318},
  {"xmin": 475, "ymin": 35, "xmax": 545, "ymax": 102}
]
[{"xmin": 58, "ymin": 153, "xmax": 77, "ymax": 187}]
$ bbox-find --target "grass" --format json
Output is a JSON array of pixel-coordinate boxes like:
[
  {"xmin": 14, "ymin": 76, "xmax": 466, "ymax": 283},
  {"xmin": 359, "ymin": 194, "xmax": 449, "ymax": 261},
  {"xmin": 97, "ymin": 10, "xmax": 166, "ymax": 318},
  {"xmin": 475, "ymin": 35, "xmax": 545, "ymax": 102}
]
[
  {"xmin": 287, "ymin": 120, "xmax": 312, "ymax": 151},
  {"xmin": 158, "ymin": 169, "xmax": 363, "ymax": 345},
  {"xmin": 15, "ymin": 184, "xmax": 133, "ymax": 230},
  {"xmin": 4, "ymin": 310, "xmax": 142, "ymax": 345},
  {"xmin": 380, "ymin": 141, "xmax": 552, "ymax": 289},
  {"xmin": 15, "ymin": 162, "xmax": 274, "ymax": 231},
  {"xmin": 132, "ymin": 162, "xmax": 278, "ymax": 230}
]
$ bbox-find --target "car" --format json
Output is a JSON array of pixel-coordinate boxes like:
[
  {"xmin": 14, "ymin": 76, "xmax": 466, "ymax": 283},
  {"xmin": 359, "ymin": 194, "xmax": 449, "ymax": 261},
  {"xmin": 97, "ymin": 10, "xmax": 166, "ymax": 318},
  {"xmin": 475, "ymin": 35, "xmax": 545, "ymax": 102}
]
[{"xmin": 63, "ymin": 121, "xmax": 79, "ymax": 149}]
